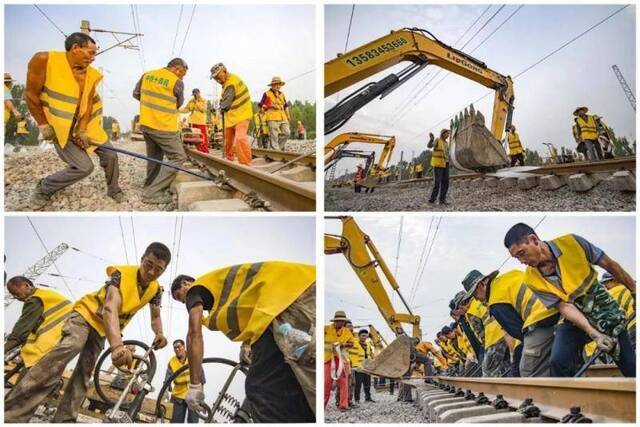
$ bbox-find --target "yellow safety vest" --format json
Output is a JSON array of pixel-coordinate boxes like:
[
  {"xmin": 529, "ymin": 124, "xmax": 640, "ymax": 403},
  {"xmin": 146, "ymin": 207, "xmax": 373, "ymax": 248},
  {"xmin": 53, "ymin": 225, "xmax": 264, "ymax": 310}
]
[
  {"xmin": 73, "ymin": 265, "xmax": 160, "ymax": 337},
  {"xmin": 523, "ymin": 235, "xmax": 598, "ymax": 304},
  {"xmin": 4, "ymin": 85, "xmax": 10, "ymax": 123},
  {"xmin": 139, "ymin": 68, "xmax": 180, "ymax": 132},
  {"xmin": 16, "ymin": 120, "xmax": 29, "ymax": 135},
  {"xmin": 488, "ymin": 270, "xmax": 558, "ymax": 330},
  {"xmin": 222, "ymin": 74, "xmax": 252, "ymax": 128},
  {"xmin": 456, "ymin": 327, "xmax": 473, "ymax": 358},
  {"xmin": 439, "ymin": 340, "xmax": 459, "ymax": 364},
  {"xmin": 263, "ymin": 89, "xmax": 288, "ymax": 122},
  {"xmin": 168, "ymin": 356, "xmax": 190, "ymax": 399},
  {"xmin": 417, "ymin": 341, "xmax": 447, "ymax": 367},
  {"xmin": 508, "ymin": 132, "xmax": 524, "ymax": 155},
  {"xmin": 212, "ymin": 112, "xmax": 222, "ymax": 129},
  {"xmin": 40, "ymin": 51, "xmax": 107, "ymax": 151},
  {"xmin": 608, "ymin": 284, "xmax": 636, "ymax": 329},
  {"xmin": 324, "ymin": 324, "xmax": 354, "ymax": 362},
  {"xmin": 483, "ymin": 316, "xmax": 505, "ymax": 349},
  {"xmin": 576, "ymin": 115, "xmax": 598, "ymax": 141},
  {"xmin": 20, "ymin": 288, "xmax": 73, "ymax": 368},
  {"xmin": 349, "ymin": 340, "xmax": 373, "ymax": 368},
  {"xmin": 415, "ymin": 163, "xmax": 424, "ymax": 173},
  {"xmin": 192, "ymin": 262, "xmax": 315, "ymax": 345},
  {"xmin": 253, "ymin": 112, "xmax": 269, "ymax": 135},
  {"xmin": 111, "ymin": 122, "xmax": 120, "ymax": 132},
  {"xmin": 186, "ymin": 97, "xmax": 206, "ymax": 125},
  {"xmin": 465, "ymin": 298, "xmax": 488, "ymax": 344},
  {"xmin": 430, "ymin": 137, "xmax": 447, "ymax": 168}
]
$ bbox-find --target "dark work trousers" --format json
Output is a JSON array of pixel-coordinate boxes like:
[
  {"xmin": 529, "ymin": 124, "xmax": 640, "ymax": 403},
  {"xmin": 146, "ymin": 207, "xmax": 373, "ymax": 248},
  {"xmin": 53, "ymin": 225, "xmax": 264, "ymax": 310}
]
[
  {"xmin": 353, "ymin": 371, "xmax": 372, "ymax": 402},
  {"xmin": 510, "ymin": 343, "xmax": 523, "ymax": 377},
  {"xmin": 549, "ymin": 323, "xmax": 636, "ymax": 377},
  {"xmin": 510, "ymin": 153, "xmax": 525, "ymax": 166},
  {"xmin": 245, "ymin": 328, "xmax": 315, "ymax": 422},
  {"xmin": 170, "ymin": 397, "xmax": 199, "ymax": 423},
  {"xmin": 429, "ymin": 165, "xmax": 450, "ymax": 202},
  {"xmin": 389, "ymin": 378, "xmax": 395, "ymax": 395}
]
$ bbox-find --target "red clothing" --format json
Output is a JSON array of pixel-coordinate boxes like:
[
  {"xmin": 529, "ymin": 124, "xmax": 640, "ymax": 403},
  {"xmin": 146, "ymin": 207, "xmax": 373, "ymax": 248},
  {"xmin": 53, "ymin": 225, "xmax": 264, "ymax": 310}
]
[
  {"xmin": 355, "ymin": 168, "xmax": 365, "ymax": 181},
  {"xmin": 223, "ymin": 120, "xmax": 252, "ymax": 165},
  {"xmin": 189, "ymin": 123, "xmax": 209, "ymax": 153},
  {"xmin": 324, "ymin": 358, "xmax": 349, "ymax": 409}
]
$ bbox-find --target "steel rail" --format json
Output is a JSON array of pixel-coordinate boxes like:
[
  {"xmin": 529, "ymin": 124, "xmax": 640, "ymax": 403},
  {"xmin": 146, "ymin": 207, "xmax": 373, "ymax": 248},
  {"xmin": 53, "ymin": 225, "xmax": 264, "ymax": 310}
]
[
  {"xmin": 252, "ymin": 148, "xmax": 316, "ymax": 168},
  {"xmin": 186, "ymin": 148, "xmax": 315, "ymax": 211},
  {"xmin": 432, "ymin": 376, "xmax": 635, "ymax": 423}
]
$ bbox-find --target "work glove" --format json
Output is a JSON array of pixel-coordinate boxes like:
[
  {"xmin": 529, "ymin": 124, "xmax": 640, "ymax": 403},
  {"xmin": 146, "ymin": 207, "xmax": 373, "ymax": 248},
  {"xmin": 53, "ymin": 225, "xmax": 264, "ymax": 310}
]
[
  {"xmin": 111, "ymin": 344, "xmax": 133, "ymax": 369},
  {"xmin": 162, "ymin": 390, "xmax": 171, "ymax": 402},
  {"xmin": 152, "ymin": 333, "xmax": 168, "ymax": 350},
  {"xmin": 74, "ymin": 130, "xmax": 90, "ymax": 149},
  {"xmin": 589, "ymin": 330, "xmax": 617, "ymax": 353},
  {"xmin": 38, "ymin": 124, "xmax": 56, "ymax": 141},
  {"xmin": 239, "ymin": 345, "xmax": 251, "ymax": 366},
  {"xmin": 185, "ymin": 383, "xmax": 206, "ymax": 412}
]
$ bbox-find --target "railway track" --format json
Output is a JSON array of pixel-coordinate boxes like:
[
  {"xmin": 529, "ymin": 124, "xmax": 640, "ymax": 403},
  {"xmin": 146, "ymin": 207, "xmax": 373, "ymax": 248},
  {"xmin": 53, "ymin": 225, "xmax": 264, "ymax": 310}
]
[
  {"xmin": 377, "ymin": 156, "xmax": 636, "ymax": 193},
  {"xmin": 404, "ymin": 376, "xmax": 635, "ymax": 423},
  {"xmin": 179, "ymin": 147, "xmax": 316, "ymax": 211}
]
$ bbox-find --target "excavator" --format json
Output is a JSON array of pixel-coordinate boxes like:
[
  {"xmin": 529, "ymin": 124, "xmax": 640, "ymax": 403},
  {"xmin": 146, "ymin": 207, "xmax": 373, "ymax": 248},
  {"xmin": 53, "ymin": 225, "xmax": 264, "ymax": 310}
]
[
  {"xmin": 325, "ymin": 216, "xmax": 423, "ymax": 378},
  {"xmin": 325, "ymin": 28, "xmax": 515, "ymax": 172},
  {"xmin": 325, "ymin": 132, "xmax": 396, "ymax": 190}
]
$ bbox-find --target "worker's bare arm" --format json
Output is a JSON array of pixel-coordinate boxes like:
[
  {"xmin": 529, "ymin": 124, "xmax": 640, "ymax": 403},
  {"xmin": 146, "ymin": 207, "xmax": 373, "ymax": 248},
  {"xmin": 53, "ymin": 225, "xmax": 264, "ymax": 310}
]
[
  {"xmin": 598, "ymin": 254, "xmax": 636, "ymax": 293},
  {"xmin": 103, "ymin": 285, "xmax": 124, "ymax": 349},
  {"xmin": 150, "ymin": 302, "xmax": 163, "ymax": 336},
  {"xmin": 187, "ymin": 304, "xmax": 204, "ymax": 384},
  {"xmin": 557, "ymin": 301, "xmax": 597, "ymax": 336},
  {"xmin": 26, "ymin": 52, "xmax": 49, "ymax": 125}
]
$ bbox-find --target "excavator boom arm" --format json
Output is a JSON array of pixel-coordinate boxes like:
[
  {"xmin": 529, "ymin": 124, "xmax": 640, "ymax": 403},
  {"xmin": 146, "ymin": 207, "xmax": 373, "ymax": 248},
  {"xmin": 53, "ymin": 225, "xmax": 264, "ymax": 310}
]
[
  {"xmin": 325, "ymin": 29, "xmax": 514, "ymax": 140},
  {"xmin": 324, "ymin": 132, "xmax": 396, "ymax": 171}
]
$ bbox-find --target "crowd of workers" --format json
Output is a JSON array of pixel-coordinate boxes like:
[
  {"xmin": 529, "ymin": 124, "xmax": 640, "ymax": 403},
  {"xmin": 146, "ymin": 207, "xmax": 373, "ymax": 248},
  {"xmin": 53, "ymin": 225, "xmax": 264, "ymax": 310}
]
[
  {"xmin": 4, "ymin": 242, "xmax": 316, "ymax": 423},
  {"xmin": 426, "ymin": 224, "xmax": 635, "ymax": 379},
  {"xmin": 4, "ymin": 32, "xmax": 305, "ymax": 209}
]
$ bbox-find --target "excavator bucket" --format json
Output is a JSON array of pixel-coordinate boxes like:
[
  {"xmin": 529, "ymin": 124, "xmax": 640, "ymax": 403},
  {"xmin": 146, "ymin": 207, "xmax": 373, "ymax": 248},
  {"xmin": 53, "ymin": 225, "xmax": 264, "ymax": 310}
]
[
  {"xmin": 361, "ymin": 334, "xmax": 412, "ymax": 378},
  {"xmin": 449, "ymin": 104, "xmax": 509, "ymax": 172}
]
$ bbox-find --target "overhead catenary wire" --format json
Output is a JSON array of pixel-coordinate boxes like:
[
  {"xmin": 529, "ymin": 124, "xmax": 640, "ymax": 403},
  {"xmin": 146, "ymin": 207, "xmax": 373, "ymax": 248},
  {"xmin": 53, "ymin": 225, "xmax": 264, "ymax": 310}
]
[
  {"xmin": 69, "ymin": 246, "xmax": 111, "ymax": 263},
  {"xmin": 117, "ymin": 217, "xmax": 130, "ymax": 265},
  {"xmin": 411, "ymin": 4, "xmax": 630, "ymax": 140},
  {"xmin": 171, "ymin": 5, "xmax": 185, "ymax": 57},
  {"xmin": 178, "ymin": 4, "xmax": 197, "ymax": 57},
  {"xmin": 26, "ymin": 217, "xmax": 75, "ymax": 299},
  {"xmin": 408, "ymin": 217, "xmax": 435, "ymax": 306},
  {"xmin": 413, "ymin": 217, "xmax": 443, "ymax": 301},
  {"xmin": 131, "ymin": 5, "xmax": 145, "ymax": 71},
  {"xmin": 344, "ymin": 5, "xmax": 356, "ymax": 53},
  {"xmin": 33, "ymin": 4, "xmax": 67, "ymax": 37}
]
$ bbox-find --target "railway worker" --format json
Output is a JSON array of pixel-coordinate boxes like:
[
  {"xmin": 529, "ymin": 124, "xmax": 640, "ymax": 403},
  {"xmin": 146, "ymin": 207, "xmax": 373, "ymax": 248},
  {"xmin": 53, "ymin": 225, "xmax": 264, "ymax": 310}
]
[
  {"xmin": 408, "ymin": 163, "xmax": 414, "ymax": 179},
  {"xmin": 133, "ymin": 57, "xmax": 188, "ymax": 204},
  {"xmin": 4, "ymin": 276, "xmax": 73, "ymax": 386},
  {"xmin": 506, "ymin": 124, "xmax": 525, "ymax": 167},
  {"xmin": 342, "ymin": 321, "xmax": 358, "ymax": 407},
  {"xmin": 26, "ymin": 33, "xmax": 123, "ymax": 209},
  {"xmin": 435, "ymin": 331, "xmax": 458, "ymax": 374},
  {"xmin": 594, "ymin": 115, "xmax": 614, "ymax": 159},
  {"xmin": 170, "ymin": 262, "xmax": 316, "ymax": 422},
  {"xmin": 179, "ymin": 88, "xmax": 209, "ymax": 153},
  {"xmin": 5, "ymin": 73, "xmax": 23, "ymax": 129},
  {"xmin": 503, "ymin": 223, "xmax": 636, "ymax": 377},
  {"xmin": 210, "ymin": 63, "xmax": 253, "ymax": 165},
  {"xmin": 321, "ymin": 310, "xmax": 354, "ymax": 411},
  {"xmin": 5, "ymin": 242, "xmax": 170, "ymax": 422},
  {"xmin": 354, "ymin": 164, "xmax": 365, "ymax": 193},
  {"xmin": 415, "ymin": 339, "xmax": 447, "ymax": 376},
  {"xmin": 110, "ymin": 119, "xmax": 120, "ymax": 141},
  {"xmin": 461, "ymin": 268, "xmax": 560, "ymax": 377},
  {"xmin": 450, "ymin": 292, "xmax": 485, "ymax": 364},
  {"xmin": 163, "ymin": 339, "xmax": 207, "ymax": 423},
  {"xmin": 350, "ymin": 329, "xmax": 375, "ymax": 404},
  {"xmin": 573, "ymin": 106, "xmax": 603, "ymax": 162},
  {"xmin": 478, "ymin": 315, "xmax": 512, "ymax": 377},
  {"xmin": 296, "ymin": 120, "xmax": 306, "ymax": 140},
  {"xmin": 428, "ymin": 129, "xmax": 451, "ymax": 205},
  {"xmin": 414, "ymin": 161, "xmax": 424, "ymax": 179},
  {"xmin": 13, "ymin": 118, "xmax": 30, "ymax": 151},
  {"xmin": 252, "ymin": 103, "xmax": 270, "ymax": 149},
  {"xmin": 601, "ymin": 272, "xmax": 636, "ymax": 350},
  {"xmin": 260, "ymin": 76, "xmax": 290, "ymax": 151}
]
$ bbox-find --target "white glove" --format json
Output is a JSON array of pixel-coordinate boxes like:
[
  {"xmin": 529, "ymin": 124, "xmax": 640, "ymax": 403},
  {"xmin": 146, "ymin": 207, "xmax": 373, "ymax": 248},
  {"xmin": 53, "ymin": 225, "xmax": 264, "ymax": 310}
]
[
  {"xmin": 185, "ymin": 383, "xmax": 206, "ymax": 412},
  {"xmin": 38, "ymin": 124, "xmax": 56, "ymax": 141}
]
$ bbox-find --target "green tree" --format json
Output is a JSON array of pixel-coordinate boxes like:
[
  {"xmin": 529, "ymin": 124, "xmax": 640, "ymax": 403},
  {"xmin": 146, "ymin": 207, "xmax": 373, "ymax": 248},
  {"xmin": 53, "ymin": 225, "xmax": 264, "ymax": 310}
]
[{"xmin": 524, "ymin": 149, "xmax": 542, "ymax": 166}]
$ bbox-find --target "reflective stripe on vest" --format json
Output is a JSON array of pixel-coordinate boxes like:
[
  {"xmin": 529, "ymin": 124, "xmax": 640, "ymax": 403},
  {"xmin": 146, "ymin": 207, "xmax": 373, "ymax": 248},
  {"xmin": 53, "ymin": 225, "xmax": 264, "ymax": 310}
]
[
  {"xmin": 194, "ymin": 262, "xmax": 315, "ymax": 345},
  {"xmin": 40, "ymin": 51, "xmax": 107, "ymax": 149},
  {"xmin": 609, "ymin": 284, "xmax": 636, "ymax": 329},
  {"xmin": 169, "ymin": 356, "xmax": 190, "ymax": 399},
  {"xmin": 576, "ymin": 115, "xmax": 598, "ymax": 140},
  {"xmin": 222, "ymin": 74, "xmax": 252, "ymax": 128},
  {"xmin": 73, "ymin": 265, "xmax": 160, "ymax": 337},
  {"xmin": 263, "ymin": 89, "xmax": 288, "ymax": 122},
  {"xmin": 508, "ymin": 132, "xmax": 524, "ymax": 155},
  {"xmin": 524, "ymin": 235, "xmax": 598, "ymax": 304},
  {"xmin": 139, "ymin": 68, "xmax": 179, "ymax": 132},
  {"xmin": 430, "ymin": 138, "xmax": 447, "ymax": 168},
  {"xmin": 20, "ymin": 288, "xmax": 73, "ymax": 368}
]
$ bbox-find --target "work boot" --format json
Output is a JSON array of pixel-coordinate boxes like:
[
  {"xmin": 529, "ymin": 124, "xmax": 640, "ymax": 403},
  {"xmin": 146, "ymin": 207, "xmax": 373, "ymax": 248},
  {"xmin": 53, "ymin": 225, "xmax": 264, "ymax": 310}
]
[
  {"xmin": 428, "ymin": 199, "xmax": 436, "ymax": 204},
  {"xmin": 365, "ymin": 398, "xmax": 376, "ymax": 402},
  {"xmin": 31, "ymin": 180, "xmax": 52, "ymax": 210},
  {"xmin": 439, "ymin": 200, "xmax": 449, "ymax": 206},
  {"xmin": 142, "ymin": 193, "xmax": 173, "ymax": 205},
  {"xmin": 109, "ymin": 191, "xmax": 126, "ymax": 204}
]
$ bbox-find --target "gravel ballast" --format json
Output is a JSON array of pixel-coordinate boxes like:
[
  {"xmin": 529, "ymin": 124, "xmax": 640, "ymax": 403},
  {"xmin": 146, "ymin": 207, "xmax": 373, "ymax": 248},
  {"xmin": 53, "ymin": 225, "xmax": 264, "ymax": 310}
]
[{"xmin": 325, "ymin": 385, "xmax": 424, "ymax": 423}]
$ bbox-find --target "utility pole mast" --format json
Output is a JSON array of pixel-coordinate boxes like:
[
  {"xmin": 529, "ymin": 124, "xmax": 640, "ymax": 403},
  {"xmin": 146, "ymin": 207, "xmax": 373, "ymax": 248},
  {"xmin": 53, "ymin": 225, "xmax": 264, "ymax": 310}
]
[
  {"xmin": 80, "ymin": 20, "xmax": 143, "ymax": 56},
  {"xmin": 611, "ymin": 65, "xmax": 636, "ymax": 111},
  {"xmin": 5, "ymin": 243, "xmax": 70, "ymax": 307}
]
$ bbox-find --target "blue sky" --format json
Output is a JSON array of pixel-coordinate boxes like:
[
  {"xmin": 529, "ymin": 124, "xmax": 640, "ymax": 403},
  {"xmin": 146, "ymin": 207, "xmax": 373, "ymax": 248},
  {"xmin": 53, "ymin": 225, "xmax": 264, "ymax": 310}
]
[
  {"xmin": 325, "ymin": 4, "xmax": 636, "ymax": 173},
  {"xmin": 5, "ymin": 4, "xmax": 315, "ymax": 131},
  {"xmin": 5, "ymin": 215, "xmax": 315, "ymax": 400},
  {"xmin": 325, "ymin": 215, "xmax": 636, "ymax": 344}
]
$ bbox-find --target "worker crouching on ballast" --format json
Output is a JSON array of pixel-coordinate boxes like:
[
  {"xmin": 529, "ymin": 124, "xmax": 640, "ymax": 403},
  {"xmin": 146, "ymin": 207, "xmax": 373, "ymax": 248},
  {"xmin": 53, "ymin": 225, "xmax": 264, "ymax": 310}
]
[{"xmin": 170, "ymin": 261, "xmax": 316, "ymax": 422}]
